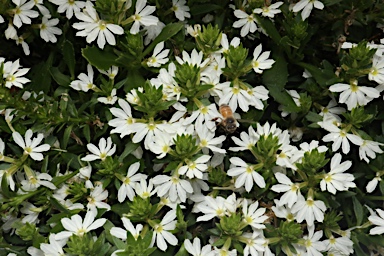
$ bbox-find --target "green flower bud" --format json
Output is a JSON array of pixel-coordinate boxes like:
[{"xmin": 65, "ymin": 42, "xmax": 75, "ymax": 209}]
[
  {"xmin": 208, "ymin": 167, "xmax": 230, "ymax": 186},
  {"xmin": 277, "ymin": 221, "xmax": 303, "ymax": 247},
  {"xmin": 222, "ymin": 45, "xmax": 250, "ymax": 79},
  {"xmin": 174, "ymin": 63, "xmax": 201, "ymax": 98},
  {"xmin": 128, "ymin": 196, "xmax": 153, "ymax": 222},
  {"xmin": 66, "ymin": 233, "xmax": 95, "ymax": 255},
  {"xmin": 218, "ymin": 213, "xmax": 243, "ymax": 237},
  {"xmin": 296, "ymin": 149, "xmax": 329, "ymax": 175},
  {"xmin": 341, "ymin": 41, "xmax": 376, "ymax": 78},
  {"xmin": 196, "ymin": 24, "xmax": 222, "ymax": 54},
  {"xmin": 252, "ymin": 133, "xmax": 280, "ymax": 170},
  {"xmin": 173, "ymin": 134, "xmax": 199, "ymax": 160},
  {"xmin": 15, "ymin": 222, "xmax": 39, "ymax": 241}
]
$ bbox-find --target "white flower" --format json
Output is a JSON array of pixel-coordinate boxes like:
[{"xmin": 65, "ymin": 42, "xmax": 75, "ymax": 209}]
[
  {"xmin": 110, "ymin": 217, "xmax": 143, "ymax": 240},
  {"xmin": 242, "ymin": 231, "xmax": 266, "ymax": 256},
  {"xmin": 151, "ymin": 210, "xmax": 178, "ymax": 251},
  {"xmin": 33, "ymin": 0, "xmax": 51, "ymax": 17},
  {"xmin": 12, "ymin": 129, "xmax": 51, "ymax": 161},
  {"xmin": 144, "ymin": 21, "xmax": 165, "ymax": 45},
  {"xmin": 292, "ymin": 0, "xmax": 324, "ymax": 21},
  {"xmin": 87, "ymin": 184, "xmax": 111, "ymax": 214},
  {"xmin": 176, "ymin": 49, "xmax": 210, "ymax": 68},
  {"xmin": 227, "ymin": 157, "xmax": 266, "ymax": 192},
  {"xmin": 366, "ymin": 173, "xmax": 381, "ymax": 193},
  {"xmin": 196, "ymin": 125, "xmax": 226, "ymax": 154},
  {"xmin": 318, "ymin": 99, "xmax": 345, "ymax": 122},
  {"xmin": 118, "ymin": 162, "xmax": 147, "ymax": 202},
  {"xmin": 220, "ymin": 33, "xmax": 241, "ymax": 53},
  {"xmin": 229, "ymin": 126, "xmax": 259, "ymax": 152},
  {"xmin": 242, "ymin": 200, "xmax": 268, "ymax": 230},
  {"xmin": 219, "ymin": 85, "xmax": 252, "ymax": 113},
  {"xmin": 359, "ymin": 140, "xmax": 383, "ymax": 163},
  {"xmin": 50, "ymin": 0, "xmax": 86, "ymax": 19},
  {"xmin": 369, "ymin": 208, "xmax": 384, "ymax": 235},
  {"xmin": 291, "ymin": 194, "xmax": 326, "ymax": 226},
  {"xmin": 322, "ymin": 122, "xmax": 363, "ymax": 154},
  {"xmin": 196, "ymin": 195, "xmax": 227, "ymax": 222},
  {"xmin": 73, "ymin": 1, "xmax": 124, "ymax": 49},
  {"xmin": 147, "ymin": 41, "xmax": 170, "ymax": 67},
  {"xmin": 81, "ymin": 137, "xmax": 116, "ymax": 162},
  {"xmin": 3, "ymin": 59, "xmax": 31, "ymax": 89},
  {"xmin": 40, "ymin": 234, "xmax": 66, "ymax": 256},
  {"xmin": 0, "ymin": 169, "xmax": 16, "ymax": 191},
  {"xmin": 253, "ymin": 2, "xmax": 283, "ymax": 18},
  {"xmin": 233, "ymin": 10, "xmax": 258, "ymax": 37},
  {"xmin": 135, "ymin": 179, "xmax": 156, "ymax": 199},
  {"xmin": 179, "ymin": 155, "xmax": 211, "ymax": 179},
  {"xmin": 130, "ymin": 0, "xmax": 159, "ymax": 35},
  {"xmin": 324, "ymin": 235, "xmax": 354, "ymax": 255},
  {"xmin": 183, "ymin": 103, "xmax": 221, "ymax": 131},
  {"xmin": 329, "ymin": 81, "xmax": 380, "ymax": 110},
  {"xmin": 21, "ymin": 172, "xmax": 57, "ymax": 191},
  {"xmin": 271, "ymin": 199, "xmax": 295, "ymax": 221},
  {"xmin": 152, "ymin": 175, "xmax": 193, "ymax": 203},
  {"xmin": 369, "ymin": 54, "xmax": 384, "ymax": 84},
  {"xmin": 271, "ymin": 172, "xmax": 301, "ymax": 208},
  {"xmin": 252, "ymin": 44, "xmax": 275, "ymax": 74},
  {"xmin": 70, "ymin": 64, "xmax": 96, "ymax": 92},
  {"xmin": 184, "ymin": 237, "xmax": 214, "ymax": 256},
  {"xmin": 109, "ymin": 99, "xmax": 137, "ymax": 137},
  {"xmin": 98, "ymin": 66, "xmax": 119, "ymax": 80},
  {"xmin": 172, "ymin": 0, "xmax": 191, "ymax": 21},
  {"xmin": 55, "ymin": 211, "xmax": 107, "ymax": 240},
  {"xmin": 0, "ymin": 138, "xmax": 4, "ymax": 161},
  {"xmin": 187, "ymin": 24, "xmax": 201, "ymax": 38},
  {"xmin": 14, "ymin": 36, "xmax": 31, "ymax": 56},
  {"xmin": 98, "ymin": 88, "xmax": 118, "ymax": 105},
  {"xmin": 0, "ymin": 15, "xmax": 3, "ymax": 23},
  {"xmin": 303, "ymin": 225, "xmax": 326, "ymax": 256},
  {"xmin": 246, "ymin": 85, "xmax": 269, "ymax": 110},
  {"xmin": 320, "ymin": 153, "xmax": 355, "ymax": 194},
  {"xmin": 21, "ymin": 202, "xmax": 40, "ymax": 224},
  {"xmin": 11, "ymin": 0, "xmax": 39, "ymax": 28},
  {"xmin": 39, "ymin": 17, "xmax": 62, "ymax": 43}
]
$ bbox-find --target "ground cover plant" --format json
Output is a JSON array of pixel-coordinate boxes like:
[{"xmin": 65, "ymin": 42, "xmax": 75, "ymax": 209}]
[{"xmin": 1, "ymin": 0, "xmax": 384, "ymax": 255}]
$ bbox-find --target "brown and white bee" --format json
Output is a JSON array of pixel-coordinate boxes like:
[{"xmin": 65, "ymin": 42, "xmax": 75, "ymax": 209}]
[{"xmin": 217, "ymin": 104, "xmax": 238, "ymax": 133}]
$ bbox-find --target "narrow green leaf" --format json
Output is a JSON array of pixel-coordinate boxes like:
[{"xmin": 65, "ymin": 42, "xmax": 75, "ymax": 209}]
[
  {"xmin": 297, "ymin": 60, "xmax": 340, "ymax": 87},
  {"xmin": 142, "ymin": 22, "xmax": 184, "ymax": 56},
  {"xmin": 82, "ymin": 46, "xmax": 117, "ymax": 70},
  {"xmin": 118, "ymin": 141, "xmax": 139, "ymax": 162},
  {"xmin": 83, "ymin": 125, "xmax": 91, "ymax": 143},
  {"xmin": 51, "ymin": 169, "xmax": 79, "ymax": 187},
  {"xmin": 62, "ymin": 125, "xmax": 72, "ymax": 149},
  {"xmin": 352, "ymin": 197, "xmax": 364, "ymax": 226},
  {"xmin": 49, "ymin": 197, "xmax": 71, "ymax": 214},
  {"xmin": 255, "ymin": 16, "xmax": 282, "ymax": 45},
  {"xmin": 50, "ymin": 67, "xmax": 71, "ymax": 87},
  {"xmin": 62, "ymin": 40, "xmax": 76, "ymax": 78}
]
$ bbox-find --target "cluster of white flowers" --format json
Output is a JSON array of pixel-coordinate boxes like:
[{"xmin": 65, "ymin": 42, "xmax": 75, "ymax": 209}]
[{"xmin": 2, "ymin": 0, "xmax": 384, "ymax": 256}]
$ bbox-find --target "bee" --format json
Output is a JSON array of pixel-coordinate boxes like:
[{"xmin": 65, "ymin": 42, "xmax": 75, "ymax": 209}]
[{"xmin": 217, "ymin": 104, "xmax": 238, "ymax": 133}]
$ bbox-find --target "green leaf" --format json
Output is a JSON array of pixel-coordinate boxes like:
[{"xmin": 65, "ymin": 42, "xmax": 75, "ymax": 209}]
[
  {"xmin": 190, "ymin": 4, "xmax": 222, "ymax": 15},
  {"xmin": 297, "ymin": 60, "xmax": 340, "ymax": 87},
  {"xmin": 49, "ymin": 197, "xmax": 71, "ymax": 214},
  {"xmin": 82, "ymin": 46, "xmax": 117, "ymax": 70},
  {"xmin": 83, "ymin": 125, "xmax": 91, "ymax": 143},
  {"xmin": 62, "ymin": 125, "xmax": 72, "ymax": 149},
  {"xmin": 30, "ymin": 53, "xmax": 53, "ymax": 93},
  {"xmin": 142, "ymin": 22, "xmax": 185, "ymax": 56},
  {"xmin": 352, "ymin": 196, "xmax": 364, "ymax": 226},
  {"xmin": 255, "ymin": 16, "xmax": 282, "ymax": 46},
  {"xmin": 118, "ymin": 141, "xmax": 139, "ymax": 162},
  {"xmin": 62, "ymin": 40, "xmax": 76, "ymax": 78},
  {"xmin": 51, "ymin": 169, "xmax": 79, "ymax": 187},
  {"xmin": 262, "ymin": 51, "xmax": 300, "ymax": 112},
  {"xmin": 50, "ymin": 67, "xmax": 71, "ymax": 87}
]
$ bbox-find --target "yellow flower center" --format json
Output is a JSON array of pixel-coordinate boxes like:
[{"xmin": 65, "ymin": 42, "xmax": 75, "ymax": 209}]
[
  {"xmin": 98, "ymin": 21, "xmax": 107, "ymax": 31},
  {"xmin": 246, "ymin": 166, "xmax": 253, "ymax": 173},
  {"xmin": 123, "ymin": 177, "xmax": 130, "ymax": 184},
  {"xmin": 306, "ymin": 198, "xmax": 314, "ymax": 207}
]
